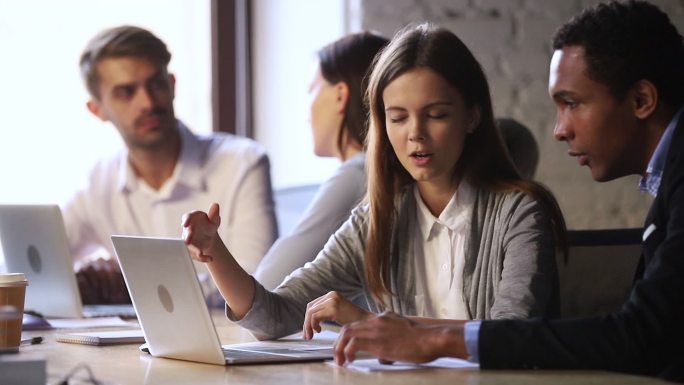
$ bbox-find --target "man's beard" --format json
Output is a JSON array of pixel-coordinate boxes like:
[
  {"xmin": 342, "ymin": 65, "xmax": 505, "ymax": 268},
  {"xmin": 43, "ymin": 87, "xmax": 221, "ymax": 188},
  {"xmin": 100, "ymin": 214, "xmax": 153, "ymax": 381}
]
[{"xmin": 127, "ymin": 108, "xmax": 176, "ymax": 150}]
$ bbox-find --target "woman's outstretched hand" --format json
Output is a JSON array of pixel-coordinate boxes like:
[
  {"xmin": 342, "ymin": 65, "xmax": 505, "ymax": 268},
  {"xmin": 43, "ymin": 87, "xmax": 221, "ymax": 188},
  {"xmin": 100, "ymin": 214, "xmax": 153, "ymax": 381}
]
[
  {"xmin": 181, "ymin": 203, "xmax": 256, "ymax": 319},
  {"xmin": 182, "ymin": 202, "xmax": 221, "ymax": 262}
]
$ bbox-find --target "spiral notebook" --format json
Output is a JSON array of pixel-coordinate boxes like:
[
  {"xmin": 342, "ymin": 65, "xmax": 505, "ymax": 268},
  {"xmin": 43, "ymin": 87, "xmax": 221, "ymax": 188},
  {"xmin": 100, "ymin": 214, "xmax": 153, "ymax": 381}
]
[{"xmin": 56, "ymin": 329, "xmax": 145, "ymax": 346}]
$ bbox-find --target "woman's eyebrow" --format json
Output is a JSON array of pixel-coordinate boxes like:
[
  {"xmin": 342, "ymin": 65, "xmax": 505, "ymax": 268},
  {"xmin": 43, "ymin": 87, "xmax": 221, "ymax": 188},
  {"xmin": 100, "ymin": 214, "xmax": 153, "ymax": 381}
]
[{"xmin": 385, "ymin": 101, "xmax": 454, "ymax": 112}]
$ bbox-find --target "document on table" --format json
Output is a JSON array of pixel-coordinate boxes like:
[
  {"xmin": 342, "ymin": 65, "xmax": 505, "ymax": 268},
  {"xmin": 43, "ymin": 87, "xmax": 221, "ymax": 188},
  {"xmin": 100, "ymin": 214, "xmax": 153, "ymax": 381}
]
[{"xmin": 331, "ymin": 357, "xmax": 479, "ymax": 372}]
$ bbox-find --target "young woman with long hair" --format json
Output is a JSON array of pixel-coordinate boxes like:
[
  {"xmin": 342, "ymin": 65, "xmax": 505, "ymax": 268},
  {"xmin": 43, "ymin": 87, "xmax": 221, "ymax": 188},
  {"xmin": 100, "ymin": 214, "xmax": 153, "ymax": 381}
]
[{"xmin": 181, "ymin": 23, "xmax": 566, "ymax": 340}]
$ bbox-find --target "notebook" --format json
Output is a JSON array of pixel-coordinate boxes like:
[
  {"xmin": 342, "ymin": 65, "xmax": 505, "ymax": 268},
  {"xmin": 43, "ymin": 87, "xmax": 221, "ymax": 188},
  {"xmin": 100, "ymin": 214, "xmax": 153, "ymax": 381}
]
[
  {"xmin": 111, "ymin": 235, "xmax": 336, "ymax": 365},
  {"xmin": 0, "ymin": 204, "xmax": 135, "ymax": 319},
  {"xmin": 56, "ymin": 329, "xmax": 145, "ymax": 346}
]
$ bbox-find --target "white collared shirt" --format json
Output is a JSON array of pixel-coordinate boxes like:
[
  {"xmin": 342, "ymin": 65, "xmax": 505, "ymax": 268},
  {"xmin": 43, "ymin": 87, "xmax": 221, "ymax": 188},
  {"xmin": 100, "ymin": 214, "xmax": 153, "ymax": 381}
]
[
  {"xmin": 62, "ymin": 121, "xmax": 278, "ymax": 304},
  {"xmin": 412, "ymin": 181, "xmax": 474, "ymax": 319}
]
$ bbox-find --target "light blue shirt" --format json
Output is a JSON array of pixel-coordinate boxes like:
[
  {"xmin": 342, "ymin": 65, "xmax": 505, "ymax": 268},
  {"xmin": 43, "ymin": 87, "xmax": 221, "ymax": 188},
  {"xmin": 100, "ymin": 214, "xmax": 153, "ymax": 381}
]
[
  {"xmin": 464, "ymin": 320, "xmax": 482, "ymax": 362},
  {"xmin": 254, "ymin": 153, "xmax": 366, "ymax": 290},
  {"xmin": 638, "ymin": 107, "xmax": 683, "ymax": 196}
]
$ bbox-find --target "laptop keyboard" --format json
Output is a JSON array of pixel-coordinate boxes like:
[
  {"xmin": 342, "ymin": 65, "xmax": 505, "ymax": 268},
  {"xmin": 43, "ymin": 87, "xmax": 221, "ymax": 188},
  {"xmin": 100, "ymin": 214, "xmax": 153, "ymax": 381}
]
[
  {"xmin": 223, "ymin": 349, "xmax": 281, "ymax": 359},
  {"xmin": 222, "ymin": 347, "xmax": 334, "ymax": 360}
]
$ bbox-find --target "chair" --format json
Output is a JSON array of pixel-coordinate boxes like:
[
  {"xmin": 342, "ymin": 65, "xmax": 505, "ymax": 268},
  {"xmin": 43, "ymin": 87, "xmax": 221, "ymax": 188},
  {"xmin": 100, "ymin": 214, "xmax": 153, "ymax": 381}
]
[
  {"xmin": 497, "ymin": 118, "xmax": 539, "ymax": 179},
  {"xmin": 273, "ymin": 184, "xmax": 320, "ymax": 237},
  {"xmin": 558, "ymin": 228, "xmax": 642, "ymax": 317}
]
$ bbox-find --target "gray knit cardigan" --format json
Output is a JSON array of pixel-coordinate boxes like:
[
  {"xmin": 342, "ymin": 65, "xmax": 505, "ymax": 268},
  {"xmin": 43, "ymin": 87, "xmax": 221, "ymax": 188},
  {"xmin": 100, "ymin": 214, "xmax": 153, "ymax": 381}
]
[{"xmin": 228, "ymin": 186, "xmax": 559, "ymax": 340}]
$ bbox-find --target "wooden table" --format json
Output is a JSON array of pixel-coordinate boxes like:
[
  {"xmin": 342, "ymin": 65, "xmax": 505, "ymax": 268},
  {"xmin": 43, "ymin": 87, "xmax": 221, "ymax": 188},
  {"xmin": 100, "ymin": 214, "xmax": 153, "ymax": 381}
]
[{"xmin": 15, "ymin": 312, "xmax": 670, "ymax": 385}]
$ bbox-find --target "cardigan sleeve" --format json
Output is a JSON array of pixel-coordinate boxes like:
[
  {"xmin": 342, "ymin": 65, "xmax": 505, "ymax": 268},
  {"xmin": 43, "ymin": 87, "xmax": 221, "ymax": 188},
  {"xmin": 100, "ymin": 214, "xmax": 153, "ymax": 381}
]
[
  {"xmin": 489, "ymin": 192, "xmax": 558, "ymax": 320},
  {"xmin": 226, "ymin": 205, "xmax": 369, "ymax": 340}
]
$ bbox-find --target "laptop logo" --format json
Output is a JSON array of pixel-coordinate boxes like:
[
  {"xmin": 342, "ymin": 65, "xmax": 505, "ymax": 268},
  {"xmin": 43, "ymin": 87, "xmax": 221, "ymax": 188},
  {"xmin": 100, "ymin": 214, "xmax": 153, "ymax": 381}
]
[
  {"xmin": 157, "ymin": 285, "xmax": 174, "ymax": 313},
  {"xmin": 27, "ymin": 245, "xmax": 42, "ymax": 273}
]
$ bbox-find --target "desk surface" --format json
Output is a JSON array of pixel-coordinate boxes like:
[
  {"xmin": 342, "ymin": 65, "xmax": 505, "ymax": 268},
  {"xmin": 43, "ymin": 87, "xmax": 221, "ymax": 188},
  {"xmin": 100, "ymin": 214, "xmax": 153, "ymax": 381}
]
[{"xmin": 16, "ymin": 311, "xmax": 669, "ymax": 385}]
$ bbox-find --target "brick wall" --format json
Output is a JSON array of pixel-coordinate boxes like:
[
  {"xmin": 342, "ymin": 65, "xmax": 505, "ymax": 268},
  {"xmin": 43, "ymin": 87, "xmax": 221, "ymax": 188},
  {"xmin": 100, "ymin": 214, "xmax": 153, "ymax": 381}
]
[{"xmin": 360, "ymin": 0, "xmax": 684, "ymax": 229}]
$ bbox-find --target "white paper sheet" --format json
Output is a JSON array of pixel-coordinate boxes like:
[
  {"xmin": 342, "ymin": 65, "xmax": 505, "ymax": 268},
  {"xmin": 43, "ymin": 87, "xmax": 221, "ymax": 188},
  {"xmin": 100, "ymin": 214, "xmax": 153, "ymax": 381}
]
[{"xmin": 331, "ymin": 357, "xmax": 480, "ymax": 372}]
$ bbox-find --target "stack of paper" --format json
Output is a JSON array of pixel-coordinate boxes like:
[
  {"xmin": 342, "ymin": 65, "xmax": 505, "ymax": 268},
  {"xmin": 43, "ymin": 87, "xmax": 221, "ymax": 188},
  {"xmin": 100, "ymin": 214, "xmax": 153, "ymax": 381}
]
[{"xmin": 333, "ymin": 357, "xmax": 479, "ymax": 372}]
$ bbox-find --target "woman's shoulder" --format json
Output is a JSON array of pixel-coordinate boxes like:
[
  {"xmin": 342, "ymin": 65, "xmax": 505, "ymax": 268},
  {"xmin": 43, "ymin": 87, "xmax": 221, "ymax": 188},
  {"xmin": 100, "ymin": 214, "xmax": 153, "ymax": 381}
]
[
  {"xmin": 486, "ymin": 187, "xmax": 533, "ymax": 201},
  {"xmin": 330, "ymin": 153, "xmax": 366, "ymax": 184},
  {"xmin": 349, "ymin": 201, "xmax": 371, "ymax": 220},
  {"xmin": 346, "ymin": 184, "xmax": 414, "ymax": 225},
  {"xmin": 476, "ymin": 185, "xmax": 542, "ymax": 213},
  {"xmin": 340, "ymin": 152, "xmax": 366, "ymax": 169}
]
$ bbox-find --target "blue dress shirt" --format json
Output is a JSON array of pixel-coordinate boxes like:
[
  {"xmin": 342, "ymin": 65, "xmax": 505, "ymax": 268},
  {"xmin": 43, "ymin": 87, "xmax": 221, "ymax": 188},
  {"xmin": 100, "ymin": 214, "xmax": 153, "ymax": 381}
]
[{"xmin": 639, "ymin": 107, "xmax": 682, "ymax": 196}]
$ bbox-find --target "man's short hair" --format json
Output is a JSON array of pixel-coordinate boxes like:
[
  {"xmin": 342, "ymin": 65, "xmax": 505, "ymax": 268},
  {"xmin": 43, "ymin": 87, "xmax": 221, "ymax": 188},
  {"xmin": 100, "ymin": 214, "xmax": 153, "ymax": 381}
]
[
  {"xmin": 552, "ymin": 0, "xmax": 684, "ymax": 109},
  {"xmin": 80, "ymin": 25, "xmax": 171, "ymax": 99}
]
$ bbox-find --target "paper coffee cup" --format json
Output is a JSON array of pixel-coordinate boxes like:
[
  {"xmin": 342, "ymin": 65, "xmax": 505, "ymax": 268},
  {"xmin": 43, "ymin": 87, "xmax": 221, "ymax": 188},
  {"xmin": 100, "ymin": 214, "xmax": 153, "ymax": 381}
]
[{"xmin": 0, "ymin": 273, "xmax": 29, "ymax": 350}]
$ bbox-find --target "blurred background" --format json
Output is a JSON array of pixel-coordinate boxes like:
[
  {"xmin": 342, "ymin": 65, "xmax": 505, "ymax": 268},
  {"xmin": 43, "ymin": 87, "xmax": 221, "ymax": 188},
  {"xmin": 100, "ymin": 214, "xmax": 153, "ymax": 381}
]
[{"xmin": 2, "ymin": 0, "xmax": 682, "ymax": 243}]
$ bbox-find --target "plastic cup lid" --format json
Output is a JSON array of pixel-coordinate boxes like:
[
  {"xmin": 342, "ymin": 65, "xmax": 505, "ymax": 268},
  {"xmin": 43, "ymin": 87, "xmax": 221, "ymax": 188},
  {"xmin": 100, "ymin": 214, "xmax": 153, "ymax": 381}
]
[{"xmin": 0, "ymin": 273, "xmax": 28, "ymax": 284}]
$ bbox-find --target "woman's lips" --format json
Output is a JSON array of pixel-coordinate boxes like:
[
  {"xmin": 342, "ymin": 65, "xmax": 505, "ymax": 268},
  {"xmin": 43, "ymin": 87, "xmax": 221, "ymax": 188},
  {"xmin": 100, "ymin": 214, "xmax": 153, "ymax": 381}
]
[{"xmin": 410, "ymin": 152, "xmax": 433, "ymax": 166}]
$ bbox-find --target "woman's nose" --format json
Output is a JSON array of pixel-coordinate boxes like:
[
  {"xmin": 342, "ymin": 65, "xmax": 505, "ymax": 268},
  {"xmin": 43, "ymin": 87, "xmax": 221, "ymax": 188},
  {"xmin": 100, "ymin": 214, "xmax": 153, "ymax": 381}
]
[{"xmin": 408, "ymin": 118, "xmax": 425, "ymax": 142}]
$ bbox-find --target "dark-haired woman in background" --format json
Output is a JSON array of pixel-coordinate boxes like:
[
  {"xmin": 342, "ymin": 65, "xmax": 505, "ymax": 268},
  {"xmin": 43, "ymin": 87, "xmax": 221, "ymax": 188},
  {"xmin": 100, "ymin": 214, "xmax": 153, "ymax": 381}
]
[{"xmin": 254, "ymin": 32, "xmax": 389, "ymax": 290}]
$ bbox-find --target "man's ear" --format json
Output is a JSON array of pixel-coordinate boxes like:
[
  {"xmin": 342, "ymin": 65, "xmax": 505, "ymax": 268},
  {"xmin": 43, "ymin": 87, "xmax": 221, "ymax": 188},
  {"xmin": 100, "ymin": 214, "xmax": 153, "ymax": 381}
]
[
  {"xmin": 632, "ymin": 79, "xmax": 658, "ymax": 119},
  {"xmin": 86, "ymin": 99, "xmax": 109, "ymax": 122},
  {"xmin": 169, "ymin": 73, "xmax": 177, "ymax": 99},
  {"xmin": 335, "ymin": 81, "xmax": 349, "ymax": 114}
]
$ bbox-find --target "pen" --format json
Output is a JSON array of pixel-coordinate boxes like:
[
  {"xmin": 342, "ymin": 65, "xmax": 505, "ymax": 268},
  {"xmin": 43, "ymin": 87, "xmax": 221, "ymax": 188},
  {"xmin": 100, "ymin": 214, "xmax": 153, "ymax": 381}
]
[{"xmin": 20, "ymin": 336, "xmax": 43, "ymax": 346}]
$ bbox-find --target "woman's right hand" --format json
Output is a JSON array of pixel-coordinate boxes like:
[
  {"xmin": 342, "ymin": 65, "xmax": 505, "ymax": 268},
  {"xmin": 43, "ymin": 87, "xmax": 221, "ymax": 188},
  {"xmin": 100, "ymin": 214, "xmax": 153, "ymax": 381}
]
[
  {"xmin": 182, "ymin": 203, "xmax": 256, "ymax": 319},
  {"xmin": 303, "ymin": 291, "xmax": 372, "ymax": 340},
  {"xmin": 182, "ymin": 203, "xmax": 221, "ymax": 263}
]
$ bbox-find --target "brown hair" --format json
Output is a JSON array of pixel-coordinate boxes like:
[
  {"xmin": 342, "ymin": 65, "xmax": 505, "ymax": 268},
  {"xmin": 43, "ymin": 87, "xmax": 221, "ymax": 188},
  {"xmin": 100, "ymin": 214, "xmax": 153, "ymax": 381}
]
[
  {"xmin": 318, "ymin": 32, "xmax": 389, "ymax": 159},
  {"xmin": 80, "ymin": 25, "xmax": 171, "ymax": 99},
  {"xmin": 364, "ymin": 24, "xmax": 567, "ymax": 304}
]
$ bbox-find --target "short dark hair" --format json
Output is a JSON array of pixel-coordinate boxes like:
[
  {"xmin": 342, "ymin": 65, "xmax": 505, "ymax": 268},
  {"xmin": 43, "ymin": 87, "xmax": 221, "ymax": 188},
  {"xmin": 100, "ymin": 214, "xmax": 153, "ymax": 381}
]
[
  {"xmin": 552, "ymin": 0, "xmax": 684, "ymax": 109},
  {"xmin": 80, "ymin": 25, "xmax": 171, "ymax": 99},
  {"xmin": 317, "ymin": 32, "xmax": 389, "ymax": 156}
]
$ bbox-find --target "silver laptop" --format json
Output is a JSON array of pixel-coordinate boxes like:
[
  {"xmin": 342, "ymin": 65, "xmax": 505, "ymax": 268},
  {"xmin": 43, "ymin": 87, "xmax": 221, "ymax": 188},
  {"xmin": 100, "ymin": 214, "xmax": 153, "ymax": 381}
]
[
  {"xmin": 0, "ymin": 204, "xmax": 135, "ymax": 319},
  {"xmin": 111, "ymin": 235, "xmax": 336, "ymax": 365}
]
